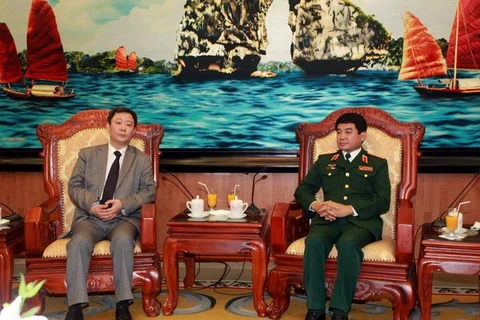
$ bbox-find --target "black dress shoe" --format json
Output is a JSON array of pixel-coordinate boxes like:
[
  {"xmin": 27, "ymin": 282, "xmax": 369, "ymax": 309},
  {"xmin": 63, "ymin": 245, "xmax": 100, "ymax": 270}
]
[
  {"xmin": 115, "ymin": 304, "xmax": 133, "ymax": 320},
  {"xmin": 64, "ymin": 308, "xmax": 84, "ymax": 320},
  {"xmin": 305, "ymin": 310, "xmax": 326, "ymax": 320},
  {"xmin": 331, "ymin": 313, "xmax": 348, "ymax": 320}
]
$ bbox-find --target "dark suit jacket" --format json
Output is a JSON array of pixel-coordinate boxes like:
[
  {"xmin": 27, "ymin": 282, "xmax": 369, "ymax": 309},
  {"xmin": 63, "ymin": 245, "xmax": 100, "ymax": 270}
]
[
  {"xmin": 294, "ymin": 148, "xmax": 390, "ymax": 240},
  {"xmin": 68, "ymin": 143, "xmax": 156, "ymax": 232}
]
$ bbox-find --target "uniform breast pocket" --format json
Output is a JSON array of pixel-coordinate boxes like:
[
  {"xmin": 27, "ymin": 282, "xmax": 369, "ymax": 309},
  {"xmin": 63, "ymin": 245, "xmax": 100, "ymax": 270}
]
[
  {"xmin": 320, "ymin": 168, "xmax": 341, "ymax": 193},
  {"xmin": 352, "ymin": 169, "xmax": 377, "ymax": 191}
]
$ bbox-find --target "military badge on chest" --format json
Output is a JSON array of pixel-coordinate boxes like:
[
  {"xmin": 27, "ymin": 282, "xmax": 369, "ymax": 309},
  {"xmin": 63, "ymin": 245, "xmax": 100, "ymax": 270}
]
[{"xmin": 326, "ymin": 163, "xmax": 336, "ymax": 170}]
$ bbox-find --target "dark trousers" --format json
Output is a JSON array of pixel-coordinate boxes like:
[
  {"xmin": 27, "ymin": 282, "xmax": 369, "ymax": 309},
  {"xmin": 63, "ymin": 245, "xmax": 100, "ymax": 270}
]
[{"xmin": 303, "ymin": 218, "xmax": 375, "ymax": 313}]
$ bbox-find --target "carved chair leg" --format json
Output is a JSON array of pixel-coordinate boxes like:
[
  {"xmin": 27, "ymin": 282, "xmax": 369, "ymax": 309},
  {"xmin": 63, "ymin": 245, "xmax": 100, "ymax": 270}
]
[
  {"xmin": 25, "ymin": 290, "xmax": 45, "ymax": 315},
  {"xmin": 140, "ymin": 272, "xmax": 161, "ymax": 317},
  {"xmin": 385, "ymin": 284, "xmax": 416, "ymax": 320},
  {"xmin": 267, "ymin": 270, "xmax": 291, "ymax": 319}
]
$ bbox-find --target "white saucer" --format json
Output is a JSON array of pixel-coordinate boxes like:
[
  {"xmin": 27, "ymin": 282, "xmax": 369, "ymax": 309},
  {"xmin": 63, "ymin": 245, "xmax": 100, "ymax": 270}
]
[
  {"xmin": 188, "ymin": 212, "xmax": 209, "ymax": 219},
  {"xmin": 209, "ymin": 209, "xmax": 230, "ymax": 216},
  {"xmin": 439, "ymin": 233, "xmax": 466, "ymax": 240},
  {"xmin": 0, "ymin": 219, "xmax": 10, "ymax": 225},
  {"xmin": 209, "ymin": 215, "xmax": 228, "ymax": 221},
  {"xmin": 227, "ymin": 213, "xmax": 247, "ymax": 219},
  {"xmin": 440, "ymin": 227, "xmax": 467, "ymax": 234},
  {"xmin": 188, "ymin": 218, "xmax": 208, "ymax": 222}
]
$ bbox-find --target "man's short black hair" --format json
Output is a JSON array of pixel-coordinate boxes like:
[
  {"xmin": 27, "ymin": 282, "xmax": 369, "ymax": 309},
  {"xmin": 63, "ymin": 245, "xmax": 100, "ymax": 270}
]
[
  {"xmin": 107, "ymin": 107, "xmax": 138, "ymax": 127},
  {"xmin": 335, "ymin": 112, "xmax": 367, "ymax": 133}
]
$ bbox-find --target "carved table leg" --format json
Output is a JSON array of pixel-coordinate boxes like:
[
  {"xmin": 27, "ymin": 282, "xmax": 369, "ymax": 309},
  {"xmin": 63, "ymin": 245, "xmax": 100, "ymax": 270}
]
[
  {"xmin": 162, "ymin": 237, "xmax": 180, "ymax": 316},
  {"xmin": 183, "ymin": 253, "xmax": 196, "ymax": 289},
  {"xmin": 247, "ymin": 239, "xmax": 268, "ymax": 317},
  {"xmin": 418, "ymin": 259, "xmax": 437, "ymax": 320}
]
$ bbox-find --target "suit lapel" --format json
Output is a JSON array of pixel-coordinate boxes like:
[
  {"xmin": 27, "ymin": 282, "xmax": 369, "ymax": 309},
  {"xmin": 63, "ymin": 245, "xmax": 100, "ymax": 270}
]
[
  {"xmin": 97, "ymin": 144, "xmax": 109, "ymax": 192},
  {"xmin": 117, "ymin": 146, "xmax": 135, "ymax": 188}
]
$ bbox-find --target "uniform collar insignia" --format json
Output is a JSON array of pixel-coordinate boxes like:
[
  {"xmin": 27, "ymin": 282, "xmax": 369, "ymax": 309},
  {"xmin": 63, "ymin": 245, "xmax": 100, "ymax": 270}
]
[
  {"xmin": 362, "ymin": 154, "xmax": 368, "ymax": 164},
  {"xmin": 331, "ymin": 154, "xmax": 340, "ymax": 161}
]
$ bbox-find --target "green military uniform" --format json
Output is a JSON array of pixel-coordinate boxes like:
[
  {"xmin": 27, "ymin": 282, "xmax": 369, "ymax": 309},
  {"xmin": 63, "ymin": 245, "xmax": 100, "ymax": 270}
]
[{"xmin": 294, "ymin": 148, "xmax": 391, "ymax": 314}]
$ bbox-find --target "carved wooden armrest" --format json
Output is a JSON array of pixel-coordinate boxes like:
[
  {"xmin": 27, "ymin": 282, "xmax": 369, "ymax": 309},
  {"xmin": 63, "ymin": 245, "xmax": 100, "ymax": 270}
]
[
  {"xmin": 270, "ymin": 201, "xmax": 308, "ymax": 253},
  {"xmin": 140, "ymin": 203, "xmax": 156, "ymax": 251},
  {"xmin": 24, "ymin": 197, "xmax": 60, "ymax": 257}
]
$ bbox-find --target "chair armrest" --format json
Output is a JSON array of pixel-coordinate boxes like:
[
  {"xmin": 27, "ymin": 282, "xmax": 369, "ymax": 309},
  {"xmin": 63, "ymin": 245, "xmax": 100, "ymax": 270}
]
[
  {"xmin": 395, "ymin": 199, "xmax": 415, "ymax": 263},
  {"xmin": 270, "ymin": 201, "xmax": 309, "ymax": 254},
  {"xmin": 24, "ymin": 197, "xmax": 61, "ymax": 257},
  {"xmin": 140, "ymin": 203, "xmax": 156, "ymax": 252}
]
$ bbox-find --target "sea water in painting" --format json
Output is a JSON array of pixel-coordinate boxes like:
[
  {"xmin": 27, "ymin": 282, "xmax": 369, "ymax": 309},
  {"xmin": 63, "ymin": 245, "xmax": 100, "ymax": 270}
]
[
  {"xmin": 0, "ymin": 0, "xmax": 479, "ymax": 150},
  {"xmin": 1, "ymin": 70, "xmax": 479, "ymax": 150}
]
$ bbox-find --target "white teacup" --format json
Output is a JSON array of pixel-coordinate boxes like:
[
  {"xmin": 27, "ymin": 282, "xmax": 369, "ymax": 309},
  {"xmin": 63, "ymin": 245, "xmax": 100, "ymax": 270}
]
[
  {"xmin": 230, "ymin": 199, "xmax": 248, "ymax": 218},
  {"xmin": 186, "ymin": 196, "xmax": 204, "ymax": 216}
]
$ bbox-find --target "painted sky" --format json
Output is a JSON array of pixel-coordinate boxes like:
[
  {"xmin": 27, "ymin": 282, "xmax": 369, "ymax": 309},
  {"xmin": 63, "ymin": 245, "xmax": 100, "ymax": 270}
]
[{"xmin": 1, "ymin": 0, "xmax": 457, "ymax": 62}]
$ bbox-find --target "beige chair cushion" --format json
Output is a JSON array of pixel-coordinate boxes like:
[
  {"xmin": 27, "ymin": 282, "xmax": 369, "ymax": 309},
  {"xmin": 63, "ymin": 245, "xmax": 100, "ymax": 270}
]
[
  {"xmin": 285, "ymin": 236, "xmax": 396, "ymax": 262},
  {"xmin": 294, "ymin": 126, "xmax": 402, "ymax": 262},
  {"xmin": 43, "ymin": 239, "xmax": 142, "ymax": 258},
  {"xmin": 58, "ymin": 128, "xmax": 145, "ymax": 234}
]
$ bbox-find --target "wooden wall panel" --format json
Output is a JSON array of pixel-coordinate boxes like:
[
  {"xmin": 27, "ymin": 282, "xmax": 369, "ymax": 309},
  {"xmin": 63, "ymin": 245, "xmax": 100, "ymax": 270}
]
[{"xmin": 1, "ymin": 171, "xmax": 479, "ymax": 255}]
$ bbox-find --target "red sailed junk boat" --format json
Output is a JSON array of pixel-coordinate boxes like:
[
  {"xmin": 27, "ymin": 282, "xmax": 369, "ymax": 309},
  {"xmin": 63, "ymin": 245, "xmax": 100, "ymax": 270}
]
[
  {"xmin": 399, "ymin": 0, "xmax": 480, "ymax": 96},
  {"xmin": 115, "ymin": 46, "xmax": 138, "ymax": 73},
  {"xmin": 0, "ymin": 0, "xmax": 75, "ymax": 99},
  {"xmin": 0, "ymin": 23, "xmax": 24, "ymax": 86}
]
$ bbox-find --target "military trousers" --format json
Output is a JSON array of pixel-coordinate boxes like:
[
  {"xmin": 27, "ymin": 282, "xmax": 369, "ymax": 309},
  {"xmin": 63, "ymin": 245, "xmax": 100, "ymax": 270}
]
[{"xmin": 303, "ymin": 218, "xmax": 375, "ymax": 313}]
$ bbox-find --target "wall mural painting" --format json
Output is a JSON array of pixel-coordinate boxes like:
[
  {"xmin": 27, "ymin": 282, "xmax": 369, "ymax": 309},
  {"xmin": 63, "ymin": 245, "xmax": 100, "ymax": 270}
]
[{"xmin": 0, "ymin": 0, "xmax": 479, "ymax": 151}]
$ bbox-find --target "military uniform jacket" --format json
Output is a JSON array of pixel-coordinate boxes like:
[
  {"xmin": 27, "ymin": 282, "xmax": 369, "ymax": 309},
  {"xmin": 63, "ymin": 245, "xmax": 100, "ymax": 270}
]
[{"xmin": 294, "ymin": 148, "xmax": 391, "ymax": 240}]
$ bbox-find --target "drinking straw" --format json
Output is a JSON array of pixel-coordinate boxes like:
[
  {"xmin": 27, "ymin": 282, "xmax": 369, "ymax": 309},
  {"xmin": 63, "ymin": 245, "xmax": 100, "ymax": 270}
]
[
  {"xmin": 455, "ymin": 201, "xmax": 470, "ymax": 215},
  {"xmin": 233, "ymin": 184, "xmax": 240, "ymax": 195},
  {"xmin": 197, "ymin": 182, "xmax": 210, "ymax": 194}
]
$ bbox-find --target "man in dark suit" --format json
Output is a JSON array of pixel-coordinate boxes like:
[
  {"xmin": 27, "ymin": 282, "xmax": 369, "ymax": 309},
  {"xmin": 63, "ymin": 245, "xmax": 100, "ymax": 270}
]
[
  {"xmin": 65, "ymin": 107, "xmax": 156, "ymax": 320},
  {"xmin": 294, "ymin": 113, "xmax": 391, "ymax": 320}
]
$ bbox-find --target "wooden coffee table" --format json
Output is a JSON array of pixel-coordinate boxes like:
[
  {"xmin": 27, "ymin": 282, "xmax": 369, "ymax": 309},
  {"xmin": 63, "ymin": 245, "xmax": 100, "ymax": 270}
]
[
  {"xmin": 0, "ymin": 219, "xmax": 24, "ymax": 307},
  {"xmin": 417, "ymin": 223, "xmax": 480, "ymax": 320},
  {"xmin": 162, "ymin": 211, "xmax": 270, "ymax": 316}
]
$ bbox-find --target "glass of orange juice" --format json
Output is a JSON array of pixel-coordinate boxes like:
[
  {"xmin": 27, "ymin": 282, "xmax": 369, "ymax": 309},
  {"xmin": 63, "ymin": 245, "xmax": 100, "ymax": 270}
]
[
  {"xmin": 227, "ymin": 190, "xmax": 236, "ymax": 207},
  {"xmin": 445, "ymin": 211, "xmax": 458, "ymax": 238},
  {"xmin": 207, "ymin": 189, "xmax": 217, "ymax": 211}
]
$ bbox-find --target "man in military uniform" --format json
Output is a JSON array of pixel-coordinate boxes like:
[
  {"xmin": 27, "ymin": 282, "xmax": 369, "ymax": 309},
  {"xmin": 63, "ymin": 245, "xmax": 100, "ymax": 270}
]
[{"xmin": 294, "ymin": 113, "xmax": 391, "ymax": 320}]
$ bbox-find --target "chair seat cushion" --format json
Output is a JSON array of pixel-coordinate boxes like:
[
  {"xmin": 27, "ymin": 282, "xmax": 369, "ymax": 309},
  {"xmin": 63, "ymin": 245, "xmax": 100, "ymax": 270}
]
[
  {"xmin": 285, "ymin": 236, "xmax": 396, "ymax": 262},
  {"xmin": 43, "ymin": 239, "xmax": 142, "ymax": 258}
]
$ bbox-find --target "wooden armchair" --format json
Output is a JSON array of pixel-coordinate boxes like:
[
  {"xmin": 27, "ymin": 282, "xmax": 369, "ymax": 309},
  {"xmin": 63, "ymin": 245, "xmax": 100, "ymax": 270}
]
[
  {"xmin": 24, "ymin": 109, "xmax": 164, "ymax": 317},
  {"xmin": 267, "ymin": 107, "xmax": 424, "ymax": 320}
]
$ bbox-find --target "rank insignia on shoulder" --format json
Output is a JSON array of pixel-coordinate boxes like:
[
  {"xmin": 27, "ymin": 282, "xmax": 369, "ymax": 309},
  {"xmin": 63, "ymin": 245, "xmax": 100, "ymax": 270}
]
[
  {"xmin": 331, "ymin": 154, "xmax": 340, "ymax": 161},
  {"xmin": 359, "ymin": 165, "xmax": 373, "ymax": 172},
  {"xmin": 326, "ymin": 164, "xmax": 336, "ymax": 170},
  {"xmin": 362, "ymin": 154, "xmax": 368, "ymax": 164}
]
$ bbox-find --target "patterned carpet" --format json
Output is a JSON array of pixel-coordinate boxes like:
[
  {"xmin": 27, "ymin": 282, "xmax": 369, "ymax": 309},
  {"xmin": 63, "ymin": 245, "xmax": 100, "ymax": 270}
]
[{"xmin": 12, "ymin": 281, "xmax": 479, "ymax": 319}]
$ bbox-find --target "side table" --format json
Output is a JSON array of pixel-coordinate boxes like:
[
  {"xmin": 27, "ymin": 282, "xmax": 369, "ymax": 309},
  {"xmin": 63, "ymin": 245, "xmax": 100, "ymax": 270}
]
[
  {"xmin": 162, "ymin": 211, "xmax": 270, "ymax": 317},
  {"xmin": 0, "ymin": 219, "xmax": 24, "ymax": 307},
  {"xmin": 417, "ymin": 223, "xmax": 480, "ymax": 320}
]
